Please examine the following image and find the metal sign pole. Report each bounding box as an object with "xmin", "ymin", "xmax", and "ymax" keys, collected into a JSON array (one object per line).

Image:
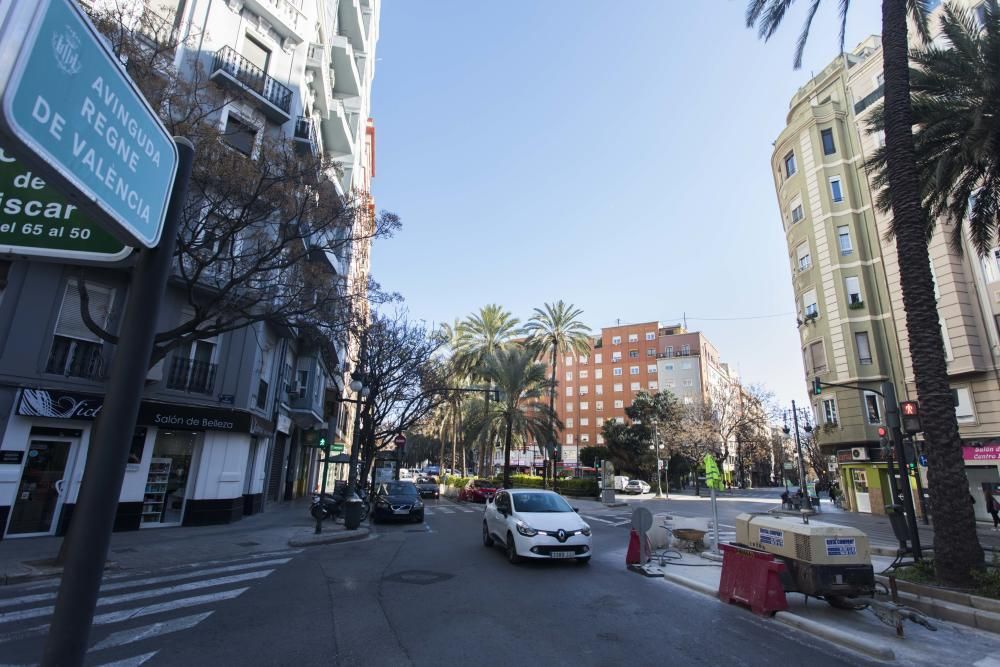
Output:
[
  {"xmin": 710, "ymin": 486, "xmax": 720, "ymax": 554},
  {"xmin": 41, "ymin": 139, "xmax": 193, "ymax": 667}
]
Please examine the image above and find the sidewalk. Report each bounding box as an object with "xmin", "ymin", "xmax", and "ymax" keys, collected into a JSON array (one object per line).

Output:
[
  {"xmin": 0, "ymin": 500, "xmax": 368, "ymax": 584},
  {"xmin": 639, "ymin": 549, "xmax": 1000, "ymax": 664}
]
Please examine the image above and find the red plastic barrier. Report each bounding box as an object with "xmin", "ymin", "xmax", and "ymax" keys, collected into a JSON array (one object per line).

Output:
[
  {"xmin": 717, "ymin": 543, "xmax": 788, "ymax": 616},
  {"xmin": 626, "ymin": 528, "xmax": 643, "ymax": 565}
]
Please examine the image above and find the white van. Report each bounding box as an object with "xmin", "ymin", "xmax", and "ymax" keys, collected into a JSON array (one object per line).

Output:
[{"xmin": 398, "ymin": 468, "xmax": 413, "ymax": 480}]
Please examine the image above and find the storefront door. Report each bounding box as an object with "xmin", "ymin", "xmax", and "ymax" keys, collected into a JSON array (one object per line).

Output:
[
  {"xmin": 142, "ymin": 431, "xmax": 198, "ymax": 526},
  {"xmin": 852, "ymin": 469, "xmax": 872, "ymax": 513},
  {"xmin": 7, "ymin": 439, "xmax": 74, "ymax": 535}
]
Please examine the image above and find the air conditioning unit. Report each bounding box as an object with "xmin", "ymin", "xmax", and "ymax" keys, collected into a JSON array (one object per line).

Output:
[{"xmin": 851, "ymin": 447, "xmax": 869, "ymax": 461}]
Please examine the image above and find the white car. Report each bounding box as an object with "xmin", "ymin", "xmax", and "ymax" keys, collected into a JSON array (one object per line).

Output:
[
  {"xmin": 483, "ymin": 489, "xmax": 592, "ymax": 565},
  {"xmin": 623, "ymin": 480, "xmax": 651, "ymax": 495}
]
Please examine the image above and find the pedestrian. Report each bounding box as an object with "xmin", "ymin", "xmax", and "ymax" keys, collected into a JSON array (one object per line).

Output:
[{"xmin": 987, "ymin": 493, "xmax": 1000, "ymax": 530}]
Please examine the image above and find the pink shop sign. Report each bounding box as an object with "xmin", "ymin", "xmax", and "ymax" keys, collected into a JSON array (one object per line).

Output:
[{"xmin": 963, "ymin": 445, "xmax": 1000, "ymax": 461}]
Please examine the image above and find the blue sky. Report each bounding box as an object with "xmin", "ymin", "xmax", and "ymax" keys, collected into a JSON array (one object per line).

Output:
[{"xmin": 369, "ymin": 1, "xmax": 884, "ymax": 410}]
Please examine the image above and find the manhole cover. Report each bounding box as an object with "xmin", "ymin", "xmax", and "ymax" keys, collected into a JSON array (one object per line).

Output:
[
  {"xmin": 236, "ymin": 541, "xmax": 260, "ymax": 547},
  {"xmin": 382, "ymin": 570, "xmax": 453, "ymax": 586}
]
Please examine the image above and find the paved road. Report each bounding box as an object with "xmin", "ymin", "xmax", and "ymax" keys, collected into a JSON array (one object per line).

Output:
[{"xmin": 0, "ymin": 497, "xmax": 884, "ymax": 666}]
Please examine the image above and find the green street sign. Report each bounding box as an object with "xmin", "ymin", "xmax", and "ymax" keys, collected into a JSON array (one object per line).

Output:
[
  {"xmin": 330, "ymin": 443, "xmax": 345, "ymax": 453},
  {"xmin": 0, "ymin": 144, "xmax": 129, "ymax": 261}
]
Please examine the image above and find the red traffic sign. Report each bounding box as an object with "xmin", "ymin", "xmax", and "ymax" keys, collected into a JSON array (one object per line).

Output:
[{"xmin": 393, "ymin": 434, "xmax": 407, "ymax": 447}]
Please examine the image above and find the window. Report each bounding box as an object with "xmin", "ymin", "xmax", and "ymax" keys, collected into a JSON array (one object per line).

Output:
[
  {"xmin": 565, "ymin": 355, "xmax": 573, "ymax": 366},
  {"xmin": 223, "ymin": 114, "xmax": 257, "ymax": 157},
  {"xmin": 242, "ymin": 34, "xmax": 271, "ymax": 72},
  {"xmin": 630, "ymin": 382, "xmax": 641, "ymax": 390},
  {"xmin": 595, "ymin": 384, "xmax": 603, "ymax": 395},
  {"xmin": 664, "ymin": 346, "xmax": 673, "ymax": 357},
  {"xmin": 565, "ymin": 417, "xmax": 574, "ymax": 428},
  {"xmin": 823, "ymin": 398, "xmax": 838, "ymax": 425},
  {"xmin": 845, "ymin": 276, "xmax": 863, "ymax": 305},
  {"xmin": 629, "ymin": 350, "xmax": 639, "ymax": 359},
  {"xmin": 614, "ymin": 400, "xmax": 624, "ymax": 409},
  {"xmin": 47, "ymin": 280, "xmax": 114, "ymax": 379},
  {"xmin": 566, "ymin": 386, "xmax": 573, "ymax": 397},
  {"xmin": 953, "ymin": 387, "xmax": 976, "ymax": 424},
  {"xmin": 566, "ymin": 371, "xmax": 573, "ymax": 381},
  {"xmin": 613, "ymin": 383, "xmax": 623, "ymax": 392},
  {"xmin": 683, "ymin": 378, "xmax": 694, "ymax": 387},
  {"xmin": 628, "ymin": 334, "xmax": 638, "ymax": 343},
  {"xmin": 596, "ymin": 434, "xmax": 604, "ymax": 444},
  {"xmin": 579, "ymin": 386, "xmax": 589, "ymax": 395},
  {"xmin": 838, "ymin": 225, "xmax": 853, "ymax": 255},
  {"xmin": 647, "ymin": 347, "xmax": 656, "ymax": 356},
  {"xmin": 612, "ymin": 352, "xmax": 622, "ymax": 362},
  {"xmin": 663, "ymin": 363, "xmax": 674, "ymax": 372},
  {"xmin": 681, "ymin": 345, "xmax": 690, "ymax": 355},
  {"xmin": 797, "ymin": 242, "xmax": 812, "ymax": 271},
  {"xmin": 864, "ymin": 391, "xmax": 881, "ymax": 424},
  {"xmin": 566, "ymin": 402, "xmax": 574, "ymax": 412},
  {"xmin": 647, "ymin": 365, "xmax": 657, "ymax": 374},
  {"xmin": 803, "ymin": 289, "xmax": 819, "ymax": 318},
  {"xmin": 665, "ymin": 380, "xmax": 675, "ymax": 388},
  {"xmin": 809, "ymin": 340, "xmax": 827, "ymax": 373},
  {"xmin": 821, "ymin": 128, "xmax": 836, "ymax": 155},
  {"xmin": 648, "ymin": 381, "xmax": 659, "ymax": 390},
  {"xmin": 645, "ymin": 332, "xmax": 656, "ymax": 341},
  {"xmin": 790, "ymin": 200, "xmax": 804, "ymax": 224},
  {"xmin": 578, "ymin": 370, "xmax": 589, "ymax": 379},
  {"xmin": 681, "ymin": 361, "xmax": 692, "ymax": 370},
  {"xmin": 829, "ymin": 176, "xmax": 844, "ymax": 203},
  {"xmin": 612, "ymin": 336, "xmax": 621, "ymax": 345},
  {"xmin": 594, "ymin": 353, "xmax": 602, "ymax": 363},
  {"xmin": 580, "ymin": 418, "xmax": 589, "ymax": 427},
  {"xmin": 566, "ymin": 434, "xmax": 574, "ymax": 445},
  {"xmin": 875, "ymin": 129, "xmax": 885, "ymax": 148},
  {"xmin": 613, "ymin": 367, "xmax": 623, "ymax": 376},
  {"xmin": 855, "ymin": 331, "xmax": 873, "ymax": 365},
  {"xmin": 784, "ymin": 151, "xmax": 797, "ymax": 177},
  {"xmin": 253, "ymin": 341, "xmax": 274, "ymax": 410},
  {"xmin": 629, "ymin": 366, "xmax": 639, "ymax": 375},
  {"xmin": 580, "ymin": 434, "xmax": 590, "ymax": 444},
  {"xmin": 595, "ymin": 369, "xmax": 603, "ymax": 379},
  {"xmin": 595, "ymin": 401, "xmax": 603, "ymax": 412},
  {"xmin": 579, "ymin": 355, "xmax": 588, "ymax": 364},
  {"xmin": 579, "ymin": 401, "xmax": 589, "ymax": 411}
]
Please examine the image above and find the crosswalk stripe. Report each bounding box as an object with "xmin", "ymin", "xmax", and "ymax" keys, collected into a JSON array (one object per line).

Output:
[
  {"xmin": 95, "ymin": 651, "xmax": 158, "ymax": 667},
  {"xmin": 0, "ymin": 559, "xmax": 290, "ymax": 610},
  {"xmin": 436, "ymin": 507, "xmax": 454, "ymax": 514},
  {"xmin": 93, "ymin": 588, "xmax": 248, "ymax": 625},
  {"xmin": 90, "ymin": 611, "xmax": 213, "ymax": 651},
  {"xmin": 0, "ymin": 570, "xmax": 272, "ymax": 625}
]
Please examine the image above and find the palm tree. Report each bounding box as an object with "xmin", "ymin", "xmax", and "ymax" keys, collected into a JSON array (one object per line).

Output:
[
  {"xmin": 456, "ymin": 305, "xmax": 522, "ymax": 474},
  {"xmin": 524, "ymin": 301, "xmax": 593, "ymax": 488},
  {"xmin": 746, "ymin": 0, "xmax": 984, "ymax": 585},
  {"xmin": 475, "ymin": 347, "xmax": 559, "ymax": 488}
]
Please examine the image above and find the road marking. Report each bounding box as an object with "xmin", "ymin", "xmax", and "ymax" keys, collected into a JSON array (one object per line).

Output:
[
  {"xmin": 0, "ymin": 571, "xmax": 272, "ymax": 624},
  {"xmin": 90, "ymin": 612, "xmax": 213, "ymax": 651},
  {"xmin": 95, "ymin": 651, "xmax": 158, "ymax": 667},
  {"xmin": 436, "ymin": 507, "xmax": 454, "ymax": 514},
  {"xmin": 581, "ymin": 515, "xmax": 618, "ymax": 525},
  {"xmin": 93, "ymin": 588, "xmax": 249, "ymax": 625},
  {"xmin": 0, "ymin": 559, "xmax": 290, "ymax": 610}
]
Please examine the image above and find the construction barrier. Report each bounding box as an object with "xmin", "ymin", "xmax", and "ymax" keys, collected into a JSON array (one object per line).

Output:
[{"xmin": 718, "ymin": 543, "xmax": 788, "ymax": 616}]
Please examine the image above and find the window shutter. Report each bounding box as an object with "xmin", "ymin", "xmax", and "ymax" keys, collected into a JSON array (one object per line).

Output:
[{"xmin": 55, "ymin": 281, "xmax": 112, "ymax": 342}]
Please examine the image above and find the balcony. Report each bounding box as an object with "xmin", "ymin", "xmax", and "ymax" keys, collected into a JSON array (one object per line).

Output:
[
  {"xmin": 211, "ymin": 46, "xmax": 292, "ymax": 123},
  {"xmin": 655, "ymin": 349, "xmax": 699, "ymax": 359},
  {"xmin": 329, "ymin": 35, "xmax": 361, "ymax": 98},
  {"xmin": 337, "ymin": 0, "xmax": 367, "ymax": 53},
  {"xmin": 853, "ymin": 84, "xmax": 884, "ymax": 115},
  {"xmin": 46, "ymin": 337, "xmax": 106, "ymax": 381},
  {"xmin": 166, "ymin": 357, "xmax": 218, "ymax": 395},
  {"xmin": 134, "ymin": 6, "xmax": 178, "ymax": 51},
  {"xmin": 242, "ymin": 0, "xmax": 307, "ymax": 44},
  {"xmin": 320, "ymin": 99, "xmax": 354, "ymax": 158},
  {"xmin": 294, "ymin": 116, "xmax": 317, "ymax": 146}
]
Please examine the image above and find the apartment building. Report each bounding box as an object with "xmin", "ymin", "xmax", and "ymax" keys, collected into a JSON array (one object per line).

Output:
[
  {"xmin": 0, "ymin": 0, "xmax": 380, "ymax": 539},
  {"xmin": 771, "ymin": 4, "xmax": 1000, "ymax": 517}
]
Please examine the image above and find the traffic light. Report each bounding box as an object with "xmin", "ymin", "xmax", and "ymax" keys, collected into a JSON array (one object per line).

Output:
[
  {"xmin": 319, "ymin": 437, "xmax": 326, "ymax": 449},
  {"xmin": 812, "ymin": 377, "xmax": 822, "ymax": 395},
  {"xmin": 900, "ymin": 401, "xmax": 922, "ymax": 434},
  {"xmin": 877, "ymin": 426, "xmax": 890, "ymax": 456}
]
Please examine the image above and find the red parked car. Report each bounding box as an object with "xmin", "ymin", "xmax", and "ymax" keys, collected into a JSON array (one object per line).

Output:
[{"xmin": 458, "ymin": 479, "xmax": 497, "ymax": 503}]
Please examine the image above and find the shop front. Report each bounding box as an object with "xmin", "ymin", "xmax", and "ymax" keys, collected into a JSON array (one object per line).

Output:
[
  {"xmin": 963, "ymin": 443, "xmax": 1000, "ymax": 523},
  {"xmin": 0, "ymin": 387, "xmax": 273, "ymax": 539}
]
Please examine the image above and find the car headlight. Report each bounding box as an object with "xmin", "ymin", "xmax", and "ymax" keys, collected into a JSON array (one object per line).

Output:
[
  {"xmin": 580, "ymin": 525, "xmax": 591, "ymax": 537},
  {"xmin": 515, "ymin": 520, "xmax": 537, "ymax": 537},
  {"xmin": 414, "ymin": 499, "xmax": 423, "ymax": 508}
]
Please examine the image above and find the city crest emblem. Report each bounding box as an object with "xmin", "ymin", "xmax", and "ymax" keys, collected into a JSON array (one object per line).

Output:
[{"xmin": 51, "ymin": 24, "xmax": 81, "ymax": 75}]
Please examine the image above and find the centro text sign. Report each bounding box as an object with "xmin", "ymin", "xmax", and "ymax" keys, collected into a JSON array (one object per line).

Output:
[{"xmin": 0, "ymin": 0, "xmax": 178, "ymax": 248}]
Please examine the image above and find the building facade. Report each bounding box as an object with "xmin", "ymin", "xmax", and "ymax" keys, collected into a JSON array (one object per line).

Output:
[{"xmin": 0, "ymin": 0, "xmax": 381, "ymax": 539}]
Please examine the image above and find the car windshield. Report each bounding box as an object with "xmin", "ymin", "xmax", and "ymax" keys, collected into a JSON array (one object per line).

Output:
[
  {"xmin": 381, "ymin": 482, "xmax": 417, "ymax": 496},
  {"xmin": 512, "ymin": 493, "xmax": 573, "ymax": 513},
  {"xmin": 472, "ymin": 480, "xmax": 493, "ymax": 488}
]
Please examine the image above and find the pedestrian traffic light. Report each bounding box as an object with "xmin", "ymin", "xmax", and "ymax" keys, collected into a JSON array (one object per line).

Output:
[
  {"xmin": 812, "ymin": 377, "xmax": 822, "ymax": 395},
  {"xmin": 319, "ymin": 438, "xmax": 326, "ymax": 449},
  {"xmin": 900, "ymin": 401, "xmax": 922, "ymax": 434},
  {"xmin": 877, "ymin": 426, "xmax": 890, "ymax": 456}
]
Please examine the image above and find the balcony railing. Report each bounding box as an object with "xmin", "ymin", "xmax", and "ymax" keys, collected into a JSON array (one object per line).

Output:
[
  {"xmin": 294, "ymin": 116, "xmax": 315, "ymax": 143},
  {"xmin": 46, "ymin": 337, "xmax": 105, "ymax": 380},
  {"xmin": 853, "ymin": 84, "xmax": 884, "ymax": 115},
  {"xmin": 212, "ymin": 46, "xmax": 292, "ymax": 114},
  {"xmin": 655, "ymin": 350, "xmax": 699, "ymax": 359},
  {"xmin": 167, "ymin": 357, "xmax": 218, "ymax": 395},
  {"xmin": 135, "ymin": 6, "xmax": 178, "ymax": 50}
]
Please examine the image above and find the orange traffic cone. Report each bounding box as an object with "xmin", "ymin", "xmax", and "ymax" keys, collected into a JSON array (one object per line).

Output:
[{"xmin": 626, "ymin": 528, "xmax": 642, "ymax": 565}]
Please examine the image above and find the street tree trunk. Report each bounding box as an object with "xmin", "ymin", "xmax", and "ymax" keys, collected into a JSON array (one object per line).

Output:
[
  {"xmin": 881, "ymin": 0, "xmax": 983, "ymax": 584},
  {"xmin": 548, "ymin": 342, "xmax": 558, "ymax": 491},
  {"xmin": 437, "ymin": 415, "xmax": 447, "ymax": 476},
  {"xmin": 503, "ymin": 411, "xmax": 513, "ymax": 489},
  {"xmin": 451, "ymin": 405, "xmax": 459, "ymax": 473}
]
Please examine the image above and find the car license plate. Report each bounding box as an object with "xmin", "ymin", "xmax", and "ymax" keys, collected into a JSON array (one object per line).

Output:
[
  {"xmin": 393, "ymin": 509, "xmax": 410, "ymax": 515},
  {"xmin": 551, "ymin": 551, "xmax": 575, "ymax": 559}
]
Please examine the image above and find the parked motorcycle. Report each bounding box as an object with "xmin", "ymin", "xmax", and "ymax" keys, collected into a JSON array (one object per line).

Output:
[{"xmin": 310, "ymin": 485, "xmax": 370, "ymax": 522}]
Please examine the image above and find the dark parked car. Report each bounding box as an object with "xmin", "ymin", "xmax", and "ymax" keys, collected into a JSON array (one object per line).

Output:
[
  {"xmin": 372, "ymin": 481, "xmax": 424, "ymax": 523},
  {"xmin": 458, "ymin": 479, "xmax": 497, "ymax": 503},
  {"xmin": 416, "ymin": 476, "xmax": 440, "ymax": 499}
]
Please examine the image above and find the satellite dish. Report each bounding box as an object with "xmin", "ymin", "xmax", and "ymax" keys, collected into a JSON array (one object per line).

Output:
[{"xmin": 631, "ymin": 507, "xmax": 653, "ymax": 533}]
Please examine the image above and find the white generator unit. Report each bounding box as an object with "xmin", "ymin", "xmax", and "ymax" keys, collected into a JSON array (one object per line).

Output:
[{"xmin": 735, "ymin": 513, "xmax": 875, "ymax": 607}]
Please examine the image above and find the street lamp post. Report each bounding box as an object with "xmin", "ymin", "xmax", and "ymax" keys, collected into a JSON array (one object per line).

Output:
[
  {"xmin": 650, "ymin": 420, "xmax": 665, "ymax": 499},
  {"xmin": 343, "ymin": 344, "xmax": 370, "ymax": 531}
]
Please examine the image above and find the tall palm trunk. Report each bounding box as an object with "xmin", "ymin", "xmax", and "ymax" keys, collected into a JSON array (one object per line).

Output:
[
  {"xmin": 548, "ymin": 341, "xmax": 558, "ymax": 491},
  {"xmin": 881, "ymin": 0, "xmax": 982, "ymax": 584},
  {"xmin": 503, "ymin": 411, "xmax": 514, "ymax": 489},
  {"xmin": 451, "ymin": 404, "xmax": 459, "ymax": 473},
  {"xmin": 437, "ymin": 413, "xmax": 447, "ymax": 475}
]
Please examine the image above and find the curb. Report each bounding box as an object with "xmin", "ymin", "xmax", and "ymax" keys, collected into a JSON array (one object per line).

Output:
[
  {"xmin": 774, "ymin": 611, "xmax": 896, "ymax": 662},
  {"xmin": 288, "ymin": 527, "xmax": 371, "ymax": 547},
  {"xmin": 660, "ymin": 570, "xmax": 897, "ymax": 662}
]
